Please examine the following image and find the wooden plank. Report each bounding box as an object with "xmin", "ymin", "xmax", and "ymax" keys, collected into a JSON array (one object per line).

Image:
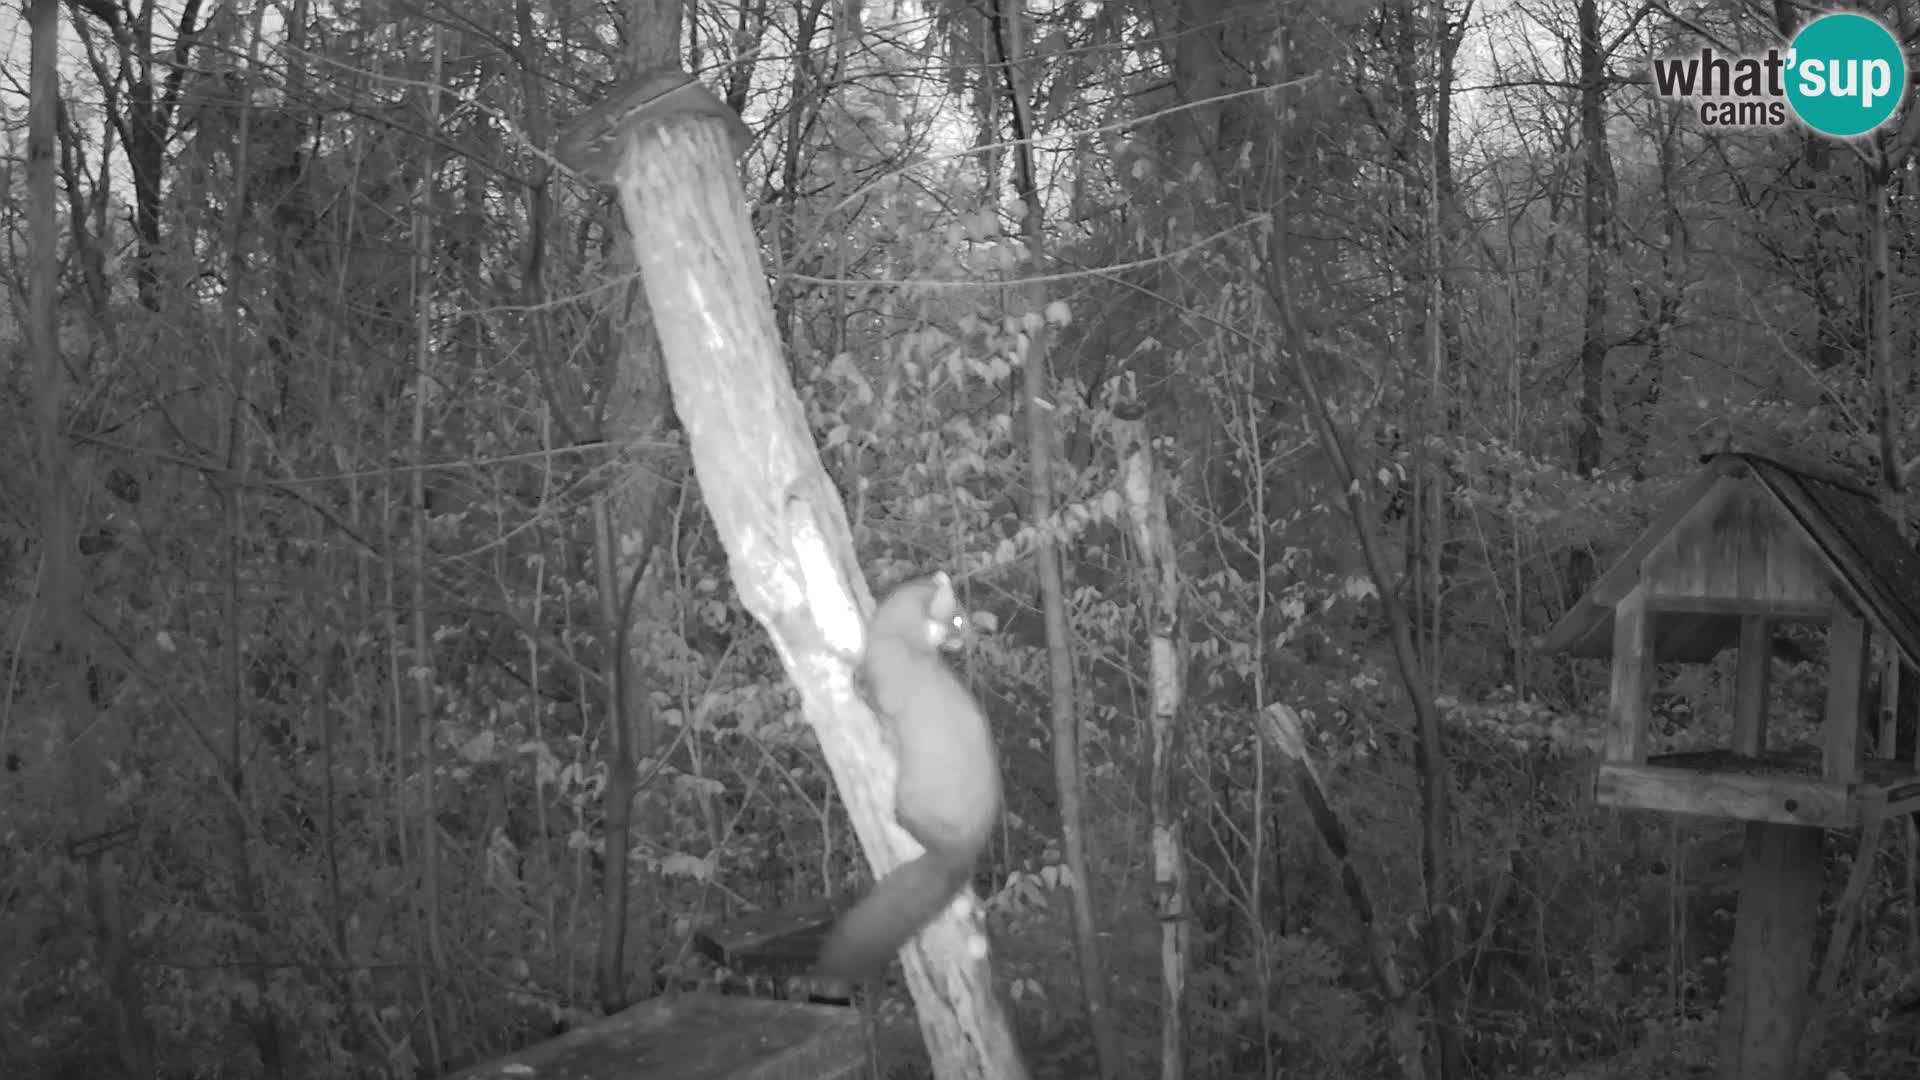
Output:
[
  {"xmin": 1607, "ymin": 585, "xmax": 1653, "ymax": 764},
  {"xmin": 1594, "ymin": 764, "xmax": 1854, "ymax": 828},
  {"xmin": 1732, "ymin": 615, "xmax": 1771, "ymax": 756},
  {"xmin": 1641, "ymin": 595, "xmax": 1832, "ymax": 620},
  {"xmin": 1715, "ymin": 823, "xmax": 1823, "ymax": 1080},
  {"xmin": 1824, "ymin": 612, "xmax": 1866, "ymax": 783}
]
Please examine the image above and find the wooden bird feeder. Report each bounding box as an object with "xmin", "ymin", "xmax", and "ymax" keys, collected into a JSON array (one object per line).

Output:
[{"xmin": 1541, "ymin": 451, "xmax": 1920, "ymax": 1080}]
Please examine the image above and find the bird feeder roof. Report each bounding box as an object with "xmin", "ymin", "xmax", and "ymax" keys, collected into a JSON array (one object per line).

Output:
[{"xmin": 1539, "ymin": 452, "xmax": 1920, "ymax": 667}]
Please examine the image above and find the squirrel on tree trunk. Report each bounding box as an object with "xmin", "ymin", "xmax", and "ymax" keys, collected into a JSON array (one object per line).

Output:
[{"xmin": 815, "ymin": 572, "xmax": 1002, "ymax": 976}]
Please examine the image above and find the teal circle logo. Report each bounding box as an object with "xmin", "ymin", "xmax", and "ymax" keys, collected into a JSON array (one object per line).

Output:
[{"xmin": 1786, "ymin": 13, "xmax": 1907, "ymax": 138}]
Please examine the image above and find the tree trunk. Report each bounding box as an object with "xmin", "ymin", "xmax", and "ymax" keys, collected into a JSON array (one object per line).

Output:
[
  {"xmin": 1115, "ymin": 407, "xmax": 1192, "ymax": 1080},
  {"xmin": 562, "ymin": 70, "xmax": 1028, "ymax": 1079},
  {"xmin": 30, "ymin": 0, "xmax": 154, "ymax": 1073}
]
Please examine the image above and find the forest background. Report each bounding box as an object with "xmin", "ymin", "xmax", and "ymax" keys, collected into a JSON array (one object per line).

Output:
[{"xmin": 2, "ymin": 0, "xmax": 1918, "ymax": 1077}]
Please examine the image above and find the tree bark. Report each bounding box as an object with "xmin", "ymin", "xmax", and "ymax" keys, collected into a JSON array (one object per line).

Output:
[
  {"xmin": 562, "ymin": 71, "xmax": 1028, "ymax": 1079},
  {"xmin": 1115, "ymin": 407, "xmax": 1191, "ymax": 1080}
]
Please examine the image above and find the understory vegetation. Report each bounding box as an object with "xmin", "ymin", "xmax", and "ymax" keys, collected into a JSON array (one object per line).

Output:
[{"xmin": 3, "ymin": 0, "xmax": 1919, "ymax": 1077}]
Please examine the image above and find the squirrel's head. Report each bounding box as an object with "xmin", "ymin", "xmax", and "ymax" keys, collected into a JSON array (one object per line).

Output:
[{"xmin": 871, "ymin": 572, "xmax": 966, "ymax": 652}]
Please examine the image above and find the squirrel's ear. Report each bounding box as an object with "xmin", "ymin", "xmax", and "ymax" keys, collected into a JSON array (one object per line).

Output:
[
  {"xmin": 926, "ymin": 573, "xmax": 959, "ymax": 619},
  {"xmin": 927, "ymin": 576, "xmax": 968, "ymax": 646}
]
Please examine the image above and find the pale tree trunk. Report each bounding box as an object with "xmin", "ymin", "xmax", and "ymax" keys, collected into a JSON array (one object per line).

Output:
[
  {"xmin": 29, "ymin": 0, "xmax": 154, "ymax": 1074},
  {"xmin": 993, "ymin": 1, "xmax": 1122, "ymax": 1074},
  {"xmin": 560, "ymin": 72, "xmax": 1028, "ymax": 1079},
  {"xmin": 1115, "ymin": 407, "xmax": 1191, "ymax": 1080}
]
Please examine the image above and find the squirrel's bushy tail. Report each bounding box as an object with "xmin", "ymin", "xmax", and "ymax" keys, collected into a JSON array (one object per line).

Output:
[{"xmin": 815, "ymin": 853, "xmax": 970, "ymax": 977}]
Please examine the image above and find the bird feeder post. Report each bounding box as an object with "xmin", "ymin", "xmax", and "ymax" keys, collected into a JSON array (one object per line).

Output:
[{"xmin": 1715, "ymin": 609, "xmax": 1822, "ymax": 1079}]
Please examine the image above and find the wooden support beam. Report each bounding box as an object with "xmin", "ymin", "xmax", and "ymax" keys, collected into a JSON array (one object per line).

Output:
[
  {"xmin": 1607, "ymin": 586, "xmax": 1653, "ymax": 763},
  {"xmin": 1731, "ymin": 615, "xmax": 1771, "ymax": 756},
  {"xmin": 1825, "ymin": 613, "xmax": 1866, "ymax": 784}
]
